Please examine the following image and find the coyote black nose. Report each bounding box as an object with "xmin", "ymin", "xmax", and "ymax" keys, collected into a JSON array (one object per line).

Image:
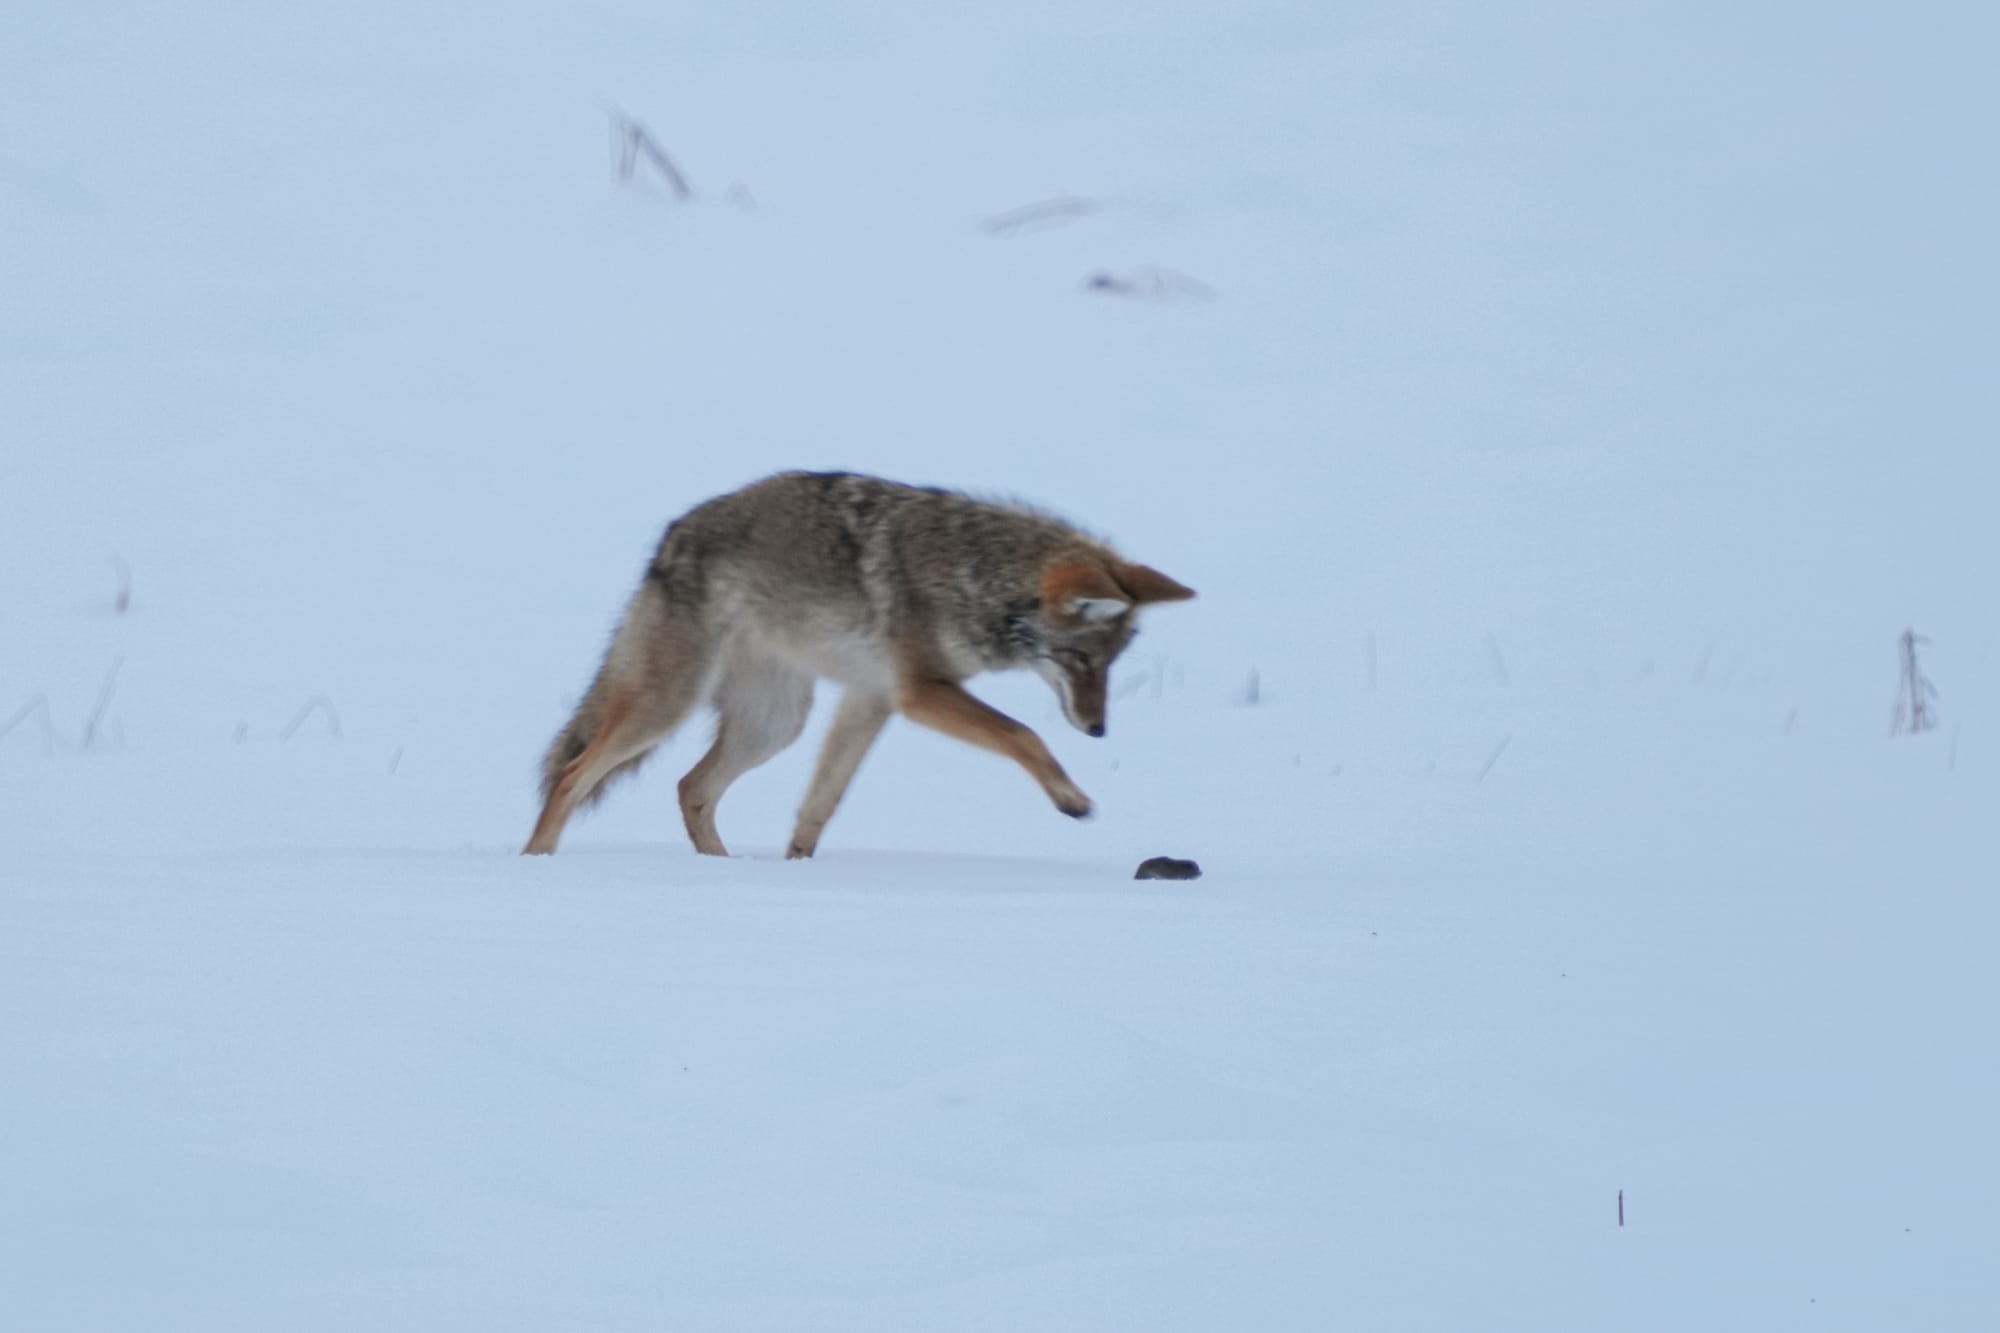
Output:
[{"xmin": 1087, "ymin": 723, "xmax": 1105, "ymax": 738}]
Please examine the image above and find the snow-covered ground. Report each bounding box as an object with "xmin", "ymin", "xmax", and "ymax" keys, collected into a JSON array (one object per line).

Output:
[{"xmin": 4, "ymin": 2, "xmax": 1996, "ymax": 1328}]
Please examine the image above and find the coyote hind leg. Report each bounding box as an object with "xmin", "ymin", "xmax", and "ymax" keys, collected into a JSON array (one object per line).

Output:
[
  {"xmin": 677, "ymin": 654, "xmax": 814, "ymax": 857},
  {"xmin": 523, "ymin": 617, "xmax": 718, "ymax": 855}
]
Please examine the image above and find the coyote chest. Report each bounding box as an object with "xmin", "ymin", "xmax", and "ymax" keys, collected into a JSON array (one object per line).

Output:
[{"xmin": 742, "ymin": 620, "xmax": 899, "ymax": 694}]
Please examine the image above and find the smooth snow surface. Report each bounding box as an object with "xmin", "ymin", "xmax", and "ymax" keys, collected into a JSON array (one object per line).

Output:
[{"xmin": 4, "ymin": 2, "xmax": 1996, "ymax": 1329}]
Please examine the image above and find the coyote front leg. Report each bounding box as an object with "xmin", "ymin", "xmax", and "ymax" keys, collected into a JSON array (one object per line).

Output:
[
  {"xmin": 787, "ymin": 691, "xmax": 895, "ymax": 859},
  {"xmin": 897, "ymin": 678, "xmax": 1092, "ymax": 819}
]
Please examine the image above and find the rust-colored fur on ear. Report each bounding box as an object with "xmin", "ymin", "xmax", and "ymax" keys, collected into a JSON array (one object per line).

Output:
[
  {"xmin": 1040, "ymin": 562, "xmax": 1128, "ymax": 618},
  {"xmin": 1113, "ymin": 562, "xmax": 1196, "ymax": 604}
]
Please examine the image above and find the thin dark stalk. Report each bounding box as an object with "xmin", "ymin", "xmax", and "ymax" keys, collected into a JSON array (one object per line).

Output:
[
  {"xmin": 0, "ymin": 695, "xmax": 55, "ymax": 757},
  {"xmin": 280, "ymin": 695, "xmax": 343, "ymax": 742},
  {"xmin": 82, "ymin": 655, "xmax": 124, "ymax": 748},
  {"xmin": 980, "ymin": 194, "xmax": 1099, "ymax": 235},
  {"xmin": 611, "ymin": 110, "xmax": 691, "ymax": 200}
]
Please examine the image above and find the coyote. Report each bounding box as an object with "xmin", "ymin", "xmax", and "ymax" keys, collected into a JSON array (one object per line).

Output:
[{"xmin": 524, "ymin": 471, "xmax": 1195, "ymax": 859}]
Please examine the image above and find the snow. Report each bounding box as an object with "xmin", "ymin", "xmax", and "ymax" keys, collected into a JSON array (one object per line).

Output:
[{"xmin": 4, "ymin": 1, "xmax": 1997, "ymax": 1328}]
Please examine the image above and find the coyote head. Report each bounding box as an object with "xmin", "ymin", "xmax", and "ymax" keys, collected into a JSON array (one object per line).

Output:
[{"xmin": 1031, "ymin": 560, "xmax": 1196, "ymax": 737}]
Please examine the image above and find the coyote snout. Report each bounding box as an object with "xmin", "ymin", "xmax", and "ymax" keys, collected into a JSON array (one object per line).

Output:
[
  {"xmin": 1030, "ymin": 560, "xmax": 1166, "ymax": 739},
  {"xmin": 523, "ymin": 471, "xmax": 1195, "ymax": 860}
]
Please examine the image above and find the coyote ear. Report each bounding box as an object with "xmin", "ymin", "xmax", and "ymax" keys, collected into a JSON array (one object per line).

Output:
[
  {"xmin": 1071, "ymin": 596, "xmax": 1129, "ymax": 622},
  {"xmin": 1114, "ymin": 562, "xmax": 1196, "ymax": 604},
  {"xmin": 1041, "ymin": 562, "xmax": 1132, "ymax": 622}
]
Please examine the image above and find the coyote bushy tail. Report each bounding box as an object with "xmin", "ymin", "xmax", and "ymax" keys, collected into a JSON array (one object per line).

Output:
[
  {"xmin": 538, "ymin": 661, "xmax": 633, "ymax": 809},
  {"xmin": 535, "ymin": 551, "xmax": 705, "ymax": 814}
]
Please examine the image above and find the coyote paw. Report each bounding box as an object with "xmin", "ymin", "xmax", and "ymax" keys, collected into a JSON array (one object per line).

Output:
[
  {"xmin": 785, "ymin": 841, "xmax": 816, "ymax": 860},
  {"xmin": 1053, "ymin": 785, "xmax": 1094, "ymax": 820}
]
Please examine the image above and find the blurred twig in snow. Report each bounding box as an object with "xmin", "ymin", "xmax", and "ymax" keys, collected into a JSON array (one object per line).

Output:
[
  {"xmin": 1081, "ymin": 266, "xmax": 1216, "ymax": 302},
  {"xmin": 1891, "ymin": 629, "xmax": 1939, "ymax": 735},
  {"xmin": 281, "ymin": 695, "xmax": 343, "ymax": 742},
  {"xmin": 1484, "ymin": 633, "xmax": 1511, "ymax": 687},
  {"xmin": 609, "ymin": 109, "xmax": 691, "ymax": 200},
  {"xmin": 82, "ymin": 655, "xmax": 123, "ymax": 749},
  {"xmin": 1474, "ymin": 733, "xmax": 1513, "ymax": 783},
  {"xmin": 981, "ymin": 195, "xmax": 1099, "ymax": 236},
  {"xmin": 111, "ymin": 554, "xmax": 132, "ymax": 614},
  {"xmin": 0, "ymin": 695, "xmax": 55, "ymax": 758}
]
